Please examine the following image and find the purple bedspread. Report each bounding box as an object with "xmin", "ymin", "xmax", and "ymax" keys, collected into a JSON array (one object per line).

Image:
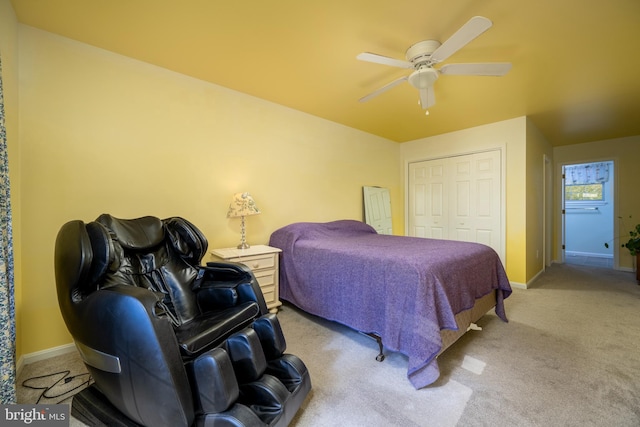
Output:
[{"xmin": 269, "ymin": 220, "xmax": 512, "ymax": 389}]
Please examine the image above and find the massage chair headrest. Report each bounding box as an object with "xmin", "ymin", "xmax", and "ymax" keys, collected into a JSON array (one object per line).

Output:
[
  {"xmin": 96, "ymin": 214, "xmax": 208, "ymax": 262},
  {"xmin": 56, "ymin": 214, "xmax": 209, "ymax": 302},
  {"xmin": 96, "ymin": 214, "xmax": 165, "ymax": 250}
]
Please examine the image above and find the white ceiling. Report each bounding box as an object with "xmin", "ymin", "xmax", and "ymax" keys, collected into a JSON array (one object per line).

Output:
[{"xmin": 10, "ymin": 0, "xmax": 640, "ymax": 146}]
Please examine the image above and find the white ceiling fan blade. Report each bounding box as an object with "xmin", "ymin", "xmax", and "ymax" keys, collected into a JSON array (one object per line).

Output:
[
  {"xmin": 357, "ymin": 52, "xmax": 413, "ymax": 69},
  {"xmin": 419, "ymin": 86, "xmax": 435, "ymax": 109},
  {"xmin": 359, "ymin": 76, "xmax": 408, "ymax": 103},
  {"xmin": 439, "ymin": 62, "xmax": 512, "ymax": 76},
  {"xmin": 430, "ymin": 16, "xmax": 493, "ymax": 63}
]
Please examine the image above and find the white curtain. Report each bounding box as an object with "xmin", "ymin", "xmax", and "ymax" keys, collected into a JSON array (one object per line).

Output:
[{"xmin": 565, "ymin": 162, "xmax": 610, "ymax": 185}]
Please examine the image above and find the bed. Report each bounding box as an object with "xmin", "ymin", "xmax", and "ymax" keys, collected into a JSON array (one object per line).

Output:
[{"xmin": 268, "ymin": 220, "xmax": 512, "ymax": 389}]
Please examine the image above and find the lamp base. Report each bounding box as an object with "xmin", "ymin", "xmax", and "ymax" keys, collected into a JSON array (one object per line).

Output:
[{"xmin": 237, "ymin": 215, "xmax": 250, "ymax": 249}]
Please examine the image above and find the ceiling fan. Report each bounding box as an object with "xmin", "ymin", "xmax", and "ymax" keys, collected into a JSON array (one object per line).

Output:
[{"xmin": 356, "ymin": 16, "xmax": 511, "ymax": 110}]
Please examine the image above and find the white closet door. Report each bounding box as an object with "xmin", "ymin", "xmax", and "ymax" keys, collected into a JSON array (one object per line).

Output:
[
  {"xmin": 471, "ymin": 150, "xmax": 502, "ymax": 249},
  {"xmin": 408, "ymin": 159, "xmax": 447, "ymax": 238},
  {"xmin": 408, "ymin": 150, "xmax": 502, "ymax": 258},
  {"xmin": 449, "ymin": 155, "xmax": 473, "ymax": 242}
]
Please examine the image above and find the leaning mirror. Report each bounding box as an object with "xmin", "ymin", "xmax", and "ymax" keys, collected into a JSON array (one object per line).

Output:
[{"xmin": 363, "ymin": 186, "xmax": 393, "ymax": 234}]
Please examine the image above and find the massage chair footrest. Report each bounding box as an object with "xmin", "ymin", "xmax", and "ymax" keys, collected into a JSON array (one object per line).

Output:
[{"xmin": 195, "ymin": 404, "xmax": 265, "ymax": 427}]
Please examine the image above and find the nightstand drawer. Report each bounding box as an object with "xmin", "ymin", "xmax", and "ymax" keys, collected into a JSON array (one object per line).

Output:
[
  {"xmin": 253, "ymin": 269, "xmax": 276, "ymax": 287},
  {"xmin": 237, "ymin": 254, "xmax": 276, "ymax": 271}
]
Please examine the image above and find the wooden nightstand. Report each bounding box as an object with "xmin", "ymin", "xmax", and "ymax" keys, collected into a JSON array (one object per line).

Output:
[{"xmin": 210, "ymin": 245, "xmax": 282, "ymax": 313}]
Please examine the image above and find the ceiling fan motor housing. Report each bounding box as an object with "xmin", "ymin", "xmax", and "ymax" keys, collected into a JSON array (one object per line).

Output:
[{"xmin": 405, "ymin": 40, "xmax": 441, "ymax": 65}]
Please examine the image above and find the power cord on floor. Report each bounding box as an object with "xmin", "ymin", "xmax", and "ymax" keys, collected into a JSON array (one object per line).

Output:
[{"xmin": 22, "ymin": 370, "xmax": 93, "ymax": 404}]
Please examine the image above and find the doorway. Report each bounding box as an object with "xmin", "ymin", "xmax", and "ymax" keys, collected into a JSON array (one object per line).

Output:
[{"xmin": 562, "ymin": 161, "xmax": 614, "ymax": 268}]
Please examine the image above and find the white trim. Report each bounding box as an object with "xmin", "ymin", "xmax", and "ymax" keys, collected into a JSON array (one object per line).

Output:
[
  {"xmin": 16, "ymin": 343, "xmax": 77, "ymax": 378},
  {"xmin": 543, "ymin": 154, "xmax": 553, "ymax": 270},
  {"xmin": 565, "ymin": 251, "xmax": 613, "ymax": 259},
  {"xmin": 527, "ymin": 267, "xmax": 546, "ymax": 288},
  {"xmin": 511, "ymin": 265, "xmax": 549, "ymax": 290},
  {"xmin": 510, "ymin": 281, "xmax": 527, "ymax": 290}
]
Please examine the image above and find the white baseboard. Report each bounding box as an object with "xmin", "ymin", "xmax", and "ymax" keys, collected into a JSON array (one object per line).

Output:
[
  {"xmin": 524, "ymin": 267, "xmax": 547, "ymax": 288},
  {"xmin": 511, "ymin": 265, "xmax": 555, "ymax": 290},
  {"xmin": 510, "ymin": 281, "xmax": 527, "ymax": 289},
  {"xmin": 565, "ymin": 251, "xmax": 613, "ymax": 259},
  {"xmin": 16, "ymin": 342, "xmax": 77, "ymax": 378}
]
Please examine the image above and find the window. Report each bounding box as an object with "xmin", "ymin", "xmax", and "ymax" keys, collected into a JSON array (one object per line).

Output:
[
  {"xmin": 565, "ymin": 183, "xmax": 604, "ymax": 201},
  {"xmin": 564, "ymin": 162, "xmax": 610, "ymax": 207}
]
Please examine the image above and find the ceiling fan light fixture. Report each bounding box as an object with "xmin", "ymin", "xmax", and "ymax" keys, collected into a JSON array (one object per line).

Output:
[{"xmin": 408, "ymin": 68, "xmax": 438, "ymax": 89}]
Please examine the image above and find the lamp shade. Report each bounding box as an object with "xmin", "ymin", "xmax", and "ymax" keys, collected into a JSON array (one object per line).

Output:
[{"xmin": 227, "ymin": 192, "xmax": 260, "ymax": 218}]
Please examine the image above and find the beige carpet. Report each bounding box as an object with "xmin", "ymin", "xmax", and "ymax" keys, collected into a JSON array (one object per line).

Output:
[{"xmin": 17, "ymin": 263, "xmax": 640, "ymax": 426}]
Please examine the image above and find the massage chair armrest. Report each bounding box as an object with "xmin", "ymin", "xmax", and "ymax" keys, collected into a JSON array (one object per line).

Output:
[
  {"xmin": 195, "ymin": 263, "xmax": 268, "ymax": 314},
  {"xmin": 202, "ymin": 261, "xmax": 255, "ymax": 282}
]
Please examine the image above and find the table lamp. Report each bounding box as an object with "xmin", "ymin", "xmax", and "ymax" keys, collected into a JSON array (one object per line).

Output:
[{"xmin": 227, "ymin": 192, "xmax": 260, "ymax": 249}]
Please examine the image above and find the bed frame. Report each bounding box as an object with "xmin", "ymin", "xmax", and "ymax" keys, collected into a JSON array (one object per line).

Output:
[{"xmin": 365, "ymin": 290, "xmax": 497, "ymax": 362}]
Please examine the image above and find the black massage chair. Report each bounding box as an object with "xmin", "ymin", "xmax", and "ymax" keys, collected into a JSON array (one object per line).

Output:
[{"xmin": 54, "ymin": 214, "xmax": 311, "ymax": 426}]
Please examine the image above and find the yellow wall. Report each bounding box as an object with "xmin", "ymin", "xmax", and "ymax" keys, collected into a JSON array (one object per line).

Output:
[
  {"xmin": 553, "ymin": 136, "xmax": 640, "ymax": 270},
  {"xmin": 400, "ymin": 117, "xmax": 528, "ymax": 284},
  {"xmin": 525, "ymin": 118, "xmax": 553, "ymax": 280},
  {"xmin": 0, "ymin": 0, "xmax": 22, "ymax": 357},
  {"xmin": 18, "ymin": 26, "xmax": 402, "ymax": 355},
  {"xmin": 9, "ymin": 6, "xmax": 638, "ymax": 359}
]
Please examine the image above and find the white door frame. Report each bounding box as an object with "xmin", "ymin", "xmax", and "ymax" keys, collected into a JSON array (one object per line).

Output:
[
  {"xmin": 543, "ymin": 154, "xmax": 552, "ymax": 270},
  {"xmin": 557, "ymin": 158, "xmax": 617, "ymax": 267}
]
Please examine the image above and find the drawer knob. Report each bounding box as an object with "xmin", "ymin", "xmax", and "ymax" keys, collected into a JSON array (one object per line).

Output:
[{"xmin": 252, "ymin": 262, "xmax": 260, "ymax": 269}]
